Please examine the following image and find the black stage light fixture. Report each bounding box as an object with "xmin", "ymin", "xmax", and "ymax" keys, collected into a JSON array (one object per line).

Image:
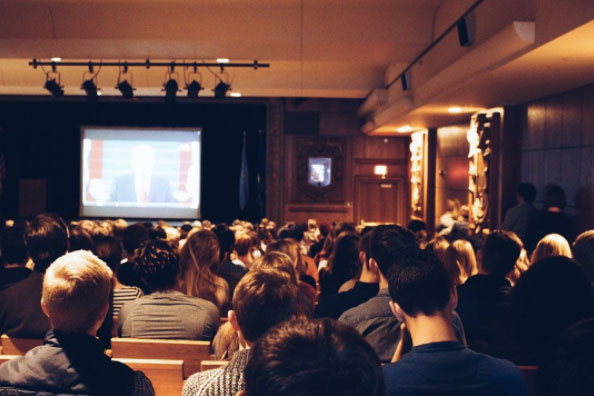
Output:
[
  {"xmin": 186, "ymin": 80, "xmax": 202, "ymax": 98},
  {"xmin": 214, "ymin": 81, "xmax": 230, "ymax": 98},
  {"xmin": 164, "ymin": 78, "xmax": 179, "ymax": 102},
  {"xmin": 44, "ymin": 78, "xmax": 64, "ymax": 97},
  {"xmin": 81, "ymin": 79, "xmax": 99, "ymax": 101},
  {"xmin": 117, "ymin": 79, "xmax": 134, "ymax": 98}
]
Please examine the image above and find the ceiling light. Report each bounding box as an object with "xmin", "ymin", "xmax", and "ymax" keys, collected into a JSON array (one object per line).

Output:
[
  {"xmin": 397, "ymin": 125, "xmax": 412, "ymax": 133},
  {"xmin": 186, "ymin": 80, "xmax": 202, "ymax": 98},
  {"xmin": 50, "ymin": 57, "xmax": 62, "ymax": 62},
  {"xmin": 448, "ymin": 106, "xmax": 463, "ymax": 113},
  {"xmin": 214, "ymin": 81, "xmax": 230, "ymax": 98},
  {"xmin": 81, "ymin": 79, "xmax": 99, "ymax": 101},
  {"xmin": 216, "ymin": 58, "xmax": 230, "ymax": 63},
  {"xmin": 164, "ymin": 78, "xmax": 179, "ymax": 102},
  {"xmin": 117, "ymin": 79, "xmax": 134, "ymax": 98},
  {"xmin": 230, "ymin": 92, "xmax": 241, "ymax": 97},
  {"xmin": 44, "ymin": 78, "xmax": 64, "ymax": 97}
]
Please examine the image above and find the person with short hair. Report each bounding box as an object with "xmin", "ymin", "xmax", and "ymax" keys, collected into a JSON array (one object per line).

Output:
[
  {"xmin": 234, "ymin": 232, "xmax": 254, "ymax": 269},
  {"xmin": 526, "ymin": 184, "xmax": 572, "ymax": 252},
  {"xmin": 183, "ymin": 269, "xmax": 299, "ymax": 396},
  {"xmin": 0, "ymin": 250, "xmax": 155, "ymax": 396},
  {"xmin": 383, "ymin": 249, "xmax": 526, "ymax": 396},
  {"xmin": 0, "ymin": 213, "xmax": 69, "ymax": 338},
  {"xmin": 240, "ymin": 318, "xmax": 385, "ymax": 396},
  {"xmin": 456, "ymin": 230, "xmax": 521, "ymax": 352},
  {"xmin": 118, "ymin": 239, "xmax": 219, "ymax": 340},
  {"xmin": 501, "ymin": 182, "xmax": 538, "ymax": 241}
]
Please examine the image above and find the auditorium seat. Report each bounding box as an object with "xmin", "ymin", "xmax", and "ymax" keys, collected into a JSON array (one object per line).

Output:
[
  {"xmin": 519, "ymin": 366, "xmax": 539, "ymax": 396},
  {"xmin": 200, "ymin": 359, "xmax": 229, "ymax": 371},
  {"xmin": 110, "ymin": 337, "xmax": 210, "ymax": 378},
  {"xmin": 114, "ymin": 358, "xmax": 184, "ymax": 396},
  {"xmin": 0, "ymin": 335, "xmax": 43, "ymax": 355}
]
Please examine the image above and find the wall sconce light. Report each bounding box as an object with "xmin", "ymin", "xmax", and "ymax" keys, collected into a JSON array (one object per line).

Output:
[{"xmin": 374, "ymin": 165, "xmax": 388, "ymax": 179}]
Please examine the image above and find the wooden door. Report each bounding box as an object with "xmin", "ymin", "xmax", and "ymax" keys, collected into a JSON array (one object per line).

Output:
[{"xmin": 355, "ymin": 177, "xmax": 406, "ymax": 225}]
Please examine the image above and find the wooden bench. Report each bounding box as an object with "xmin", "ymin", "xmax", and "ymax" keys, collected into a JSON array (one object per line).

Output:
[
  {"xmin": 111, "ymin": 337, "xmax": 210, "ymax": 378},
  {"xmin": 0, "ymin": 354, "xmax": 183, "ymax": 396},
  {"xmin": 0, "ymin": 335, "xmax": 43, "ymax": 355},
  {"xmin": 200, "ymin": 359, "xmax": 229, "ymax": 371}
]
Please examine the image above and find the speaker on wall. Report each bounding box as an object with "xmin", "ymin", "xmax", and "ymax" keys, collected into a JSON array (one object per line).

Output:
[{"xmin": 457, "ymin": 14, "xmax": 476, "ymax": 47}]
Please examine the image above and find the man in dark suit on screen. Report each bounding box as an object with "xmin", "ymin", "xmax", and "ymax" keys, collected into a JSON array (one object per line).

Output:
[{"xmin": 110, "ymin": 145, "xmax": 175, "ymax": 204}]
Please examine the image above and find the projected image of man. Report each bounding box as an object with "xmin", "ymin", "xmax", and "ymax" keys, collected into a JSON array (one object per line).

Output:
[{"xmin": 110, "ymin": 145, "xmax": 175, "ymax": 204}]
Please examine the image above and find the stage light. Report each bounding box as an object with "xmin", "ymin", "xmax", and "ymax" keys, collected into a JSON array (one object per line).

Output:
[
  {"xmin": 164, "ymin": 78, "xmax": 179, "ymax": 102},
  {"xmin": 186, "ymin": 80, "xmax": 202, "ymax": 98},
  {"xmin": 81, "ymin": 79, "xmax": 99, "ymax": 101},
  {"xmin": 117, "ymin": 79, "xmax": 134, "ymax": 98},
  {"xmin": 44, "ymin": 78, "xmax": 64, "ymax": 97},
  {"xmin": 214, "ymin": 81, "xmax": 230, "ymax": 98}
]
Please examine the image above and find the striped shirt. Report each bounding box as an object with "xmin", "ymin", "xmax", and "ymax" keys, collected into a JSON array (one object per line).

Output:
[{"xmin": 113, "ymin": 286, "xmax": 143, "ymax": 320}]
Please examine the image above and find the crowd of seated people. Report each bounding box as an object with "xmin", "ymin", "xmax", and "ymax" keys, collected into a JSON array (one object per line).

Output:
[{"xmin": 0, "ymin": 208, "xmax": 594, "ymax": 395}]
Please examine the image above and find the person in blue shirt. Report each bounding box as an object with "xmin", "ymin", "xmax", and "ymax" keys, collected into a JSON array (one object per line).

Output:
[{"xmin": 383, "ymin": 248, "xmax": 526, "ymax": 396}]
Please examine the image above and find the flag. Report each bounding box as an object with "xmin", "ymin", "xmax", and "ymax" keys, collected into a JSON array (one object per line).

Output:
[{"xmin": 239, "ymin": 131, "xmax": 249, "ymax": 210}]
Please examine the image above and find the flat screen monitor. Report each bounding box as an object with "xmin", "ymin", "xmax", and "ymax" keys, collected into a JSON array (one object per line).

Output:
[{"xmin": 80, "ymin": 126, "xmax": 201, "ymax": 219}]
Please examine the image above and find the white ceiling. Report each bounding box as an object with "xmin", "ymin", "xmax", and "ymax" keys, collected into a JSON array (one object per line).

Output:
[{"xmin": 0, "ymin": 0, "xmax": 444, "ymax": 98}]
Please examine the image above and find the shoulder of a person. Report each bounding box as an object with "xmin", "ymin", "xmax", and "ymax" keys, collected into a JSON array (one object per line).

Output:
[{"xmin": 183, "ymin": 368, "xmax": 223, "ymax": 396}]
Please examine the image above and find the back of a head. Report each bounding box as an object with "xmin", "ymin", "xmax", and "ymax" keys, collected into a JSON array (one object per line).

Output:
[
  {"xmin": 328, "ymin": 233, "xmax": 361, "ymax": 278},
  {"xmin": 68, "ymin": 227, "xmax": 95, "ymax": 252},
  {"xmin": 544, "ymin": 184, "xmax": 566, "ymax": 210},
  {"xmin": 538, "ymin": 318, "xmax": 594, "ymax": 396},
  {"xmin": 94, "ymin": 236, "xmax": 124, "ymax": 273},
  {"xmin": 531, "ymin": 233, "xmax": 572, "ymax": 264},
  {"xmin": 387, "ymin": 248, "xmax": 451, "ymax": 317},
  {"xmin": 359, "ymin": 228, "xmax": 374, "ymax": 263},
  {"xmin": 43, "ymin": 250, "xmax": 112, "ymax": 334},
  {"xmin": 149, "ymin": 226, "xmax": 167, "ymax": 240},
  {"xmin": 1, "ymin": 221, "xmax": 28, "ymax": 266},
  {"xmin": 509, "ymin": 256, "xmax": 594, "ymax": 344},
  {"xmin": 252, "ymin": 251, "xmax": 299, "ymax": 285},
  {"xmin": 244, "ymin": 318, "xmax": 384, "ymax": 396},
  {"xmin": 573, "ymin": 230, "xmax": 594, "ymax": 281},
  {"xmin": 407, "ymin": 220, "xmax": 427, "ymax": 233},
  {"xmin": 133, "ymin": 239, "xmax": 178, "ymax": 293},
  {"xmin": 180, "ymin": 229, "xmax": 220, "ymax": 271},
  {"xmin": 212, "ymin": 223, "xmax": 235, "ymax": 260},
  {"xmin": 481, "ymin": 230, "xmax": 521, "ymax": 278},
  {"xmin": 444, "ymin": 239, "xmax": 477, "ymax": 285},
  {"xmin": 25, "ymin": 213, "xmax": 69, "ymax": 272},
  {"xmin": 235, "ymin": 232, "xmax": 253, "ymax": 256},
  {"xmin": 122, "ymin": 223, "xmax": 149, "ymax": 256},
  {"xmin": 517, "ymin": 183, "xmax": 537, "ymax": 203},
  {"xmin": 267, "ymin": 238, "xmax": 305, "ymax": 275},
  {"xmin": 233, "ymin": 269, "xmax": 298, "ymax": 343},
  {"xmin": 370, "ymin": 224, "xmax": 418, "ymax": 276}
]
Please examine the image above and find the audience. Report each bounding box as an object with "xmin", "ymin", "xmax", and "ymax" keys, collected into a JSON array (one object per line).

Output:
[
  {"xmin": 491, "ymin": 256, "xmax": 594, "ymax": 365},
  {"xmin": 537, "ymin": 318, "xmax": 594, "ymax": 396},
  {"xmin": 526, "ymin": 184, "xmax": 572, "ymax": 252},
  {"xmin": 177, "ymin": 229, "xmax": 230, "ymax": 313},
  {"xmin": 0, "ymin": 250, "xmax": 155, "ymax": 396},
  {"xmin": 315, "ymin": 229, "xmax": 379, "ymax": 319},
  {"xmin": 573, "ymin": 230, "xmax": 594, "ymax": 285},
  {"xmin": 234, "ymin": 232, "xmax": 254, "ymax": 269},
  {"xmin": 118, "ymin": 239, "xmax": 219, "ymax": 340},
  {"xmin": 530, "ymin": 233, "xmax": 573, "ymax": 264},
  {"xmin": 0, "ymin": 213, "xmax": 68, "ymax": 337},
  {"xmin": 407, "ymin": 219, "xmax": 428, "ymax": 247},
  {"xmin": 212, "ymin": 223, "xmax": 247, "ymax": 302},
  {"xmin": 0, "ymin": 221, "xmax": 31, "ymax": 291},
  {"xmin": 456, "ymin": 230, "xmax": 520, "ymax": 352},
  {"xmin": 443, "ymin": 239, "xmax": 478, "ymax": 286},
  {"xmin": 383, "ymin": 248, "xmax": 526, "ymax": 395},
  {"xmin": 319, "ymin": 232, "xmax": 361, "ymax": 295},
  {"xmin": 501, "ymin": 182, "xmax": 538, "ymax": 242},
  {"xmin": 241, "ymin": 318, "xmax": 385, "ymax": 396},
  {"xmin": 183, "ymin": 269, "xmax": 299, "ymax": 396}
]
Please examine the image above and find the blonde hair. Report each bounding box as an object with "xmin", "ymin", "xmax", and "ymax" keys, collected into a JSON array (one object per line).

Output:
[
  {"xmin": 42, "ymin": 250, "xmax": 113, "ymax": 334},
  {"xmin": 444, "ymin": 239, "xmax": 478, "ymax": 286},
  {"xmin": 178, "ymin": 229, "xmax": 229, "ymax": 310},
  {"xmin": 266, "ymin": 239, "xmax": 306, "ymax": 276},
  {"xmin": 531, "ymin": 233, "xmax": 573, "ymax": 264}
]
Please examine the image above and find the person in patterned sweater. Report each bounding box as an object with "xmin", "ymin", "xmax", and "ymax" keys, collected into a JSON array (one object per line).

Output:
[{"xmin": 183, "ymin": 268, "xmax": 299, "ymax": 396}]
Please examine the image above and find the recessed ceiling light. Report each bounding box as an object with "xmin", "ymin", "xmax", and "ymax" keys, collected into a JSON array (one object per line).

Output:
[
  {"xmin": 448, "ymin": 106, "xmax": 463, "ymax": 113},
  {"xmin": 51, "ymin": 57, "xmax": 62, "ymax": 62},
  {"xmin": 216, "ymin": 58, "xmax": 230, "ymax": 63},
  {"xmin": 230, "ymin": 92, "xmax": 241, "ymax": 97},
  {"xmin": 397, "ymin": 125, "xmax": 412, "ymax": 133}
]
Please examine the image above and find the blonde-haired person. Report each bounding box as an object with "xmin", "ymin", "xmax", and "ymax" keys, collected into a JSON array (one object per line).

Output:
[
  {"xmin": 177, "ymin": 229, "xmax": 230, "ymax": 313},
  {"xmin": 531, "ymin": 233, "xmax": 573, "ymax": 264},
  {"xmin": 0, "ymin": 250, "xmax": 155, "ymax": 396},
  {"xmin": 443, "ymin": 239, "xmax": 478, "ymax": 286}
]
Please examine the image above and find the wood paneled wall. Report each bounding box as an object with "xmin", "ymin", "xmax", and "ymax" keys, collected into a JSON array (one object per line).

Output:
[
  {"xmin": 266, "ymin": 98, "xmax": 409, "ymax": 225},
  {"xmin": 517, "ymin": 83, "xmax": 594, "ymax": 234},
  {"xmin": 435, "ymin": 125, "xmax": 469, "ymax": 228}
]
